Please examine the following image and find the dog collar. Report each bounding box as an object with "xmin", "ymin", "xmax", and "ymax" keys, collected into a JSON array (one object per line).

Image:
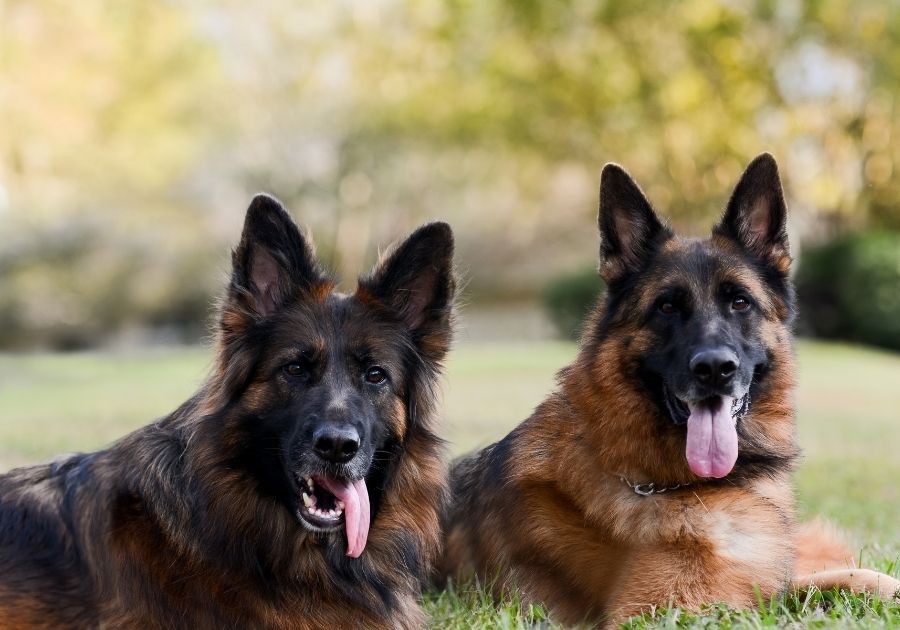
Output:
[{"xmin": 619, "ymin": 476, "xmax": 690, "ymax": 497}]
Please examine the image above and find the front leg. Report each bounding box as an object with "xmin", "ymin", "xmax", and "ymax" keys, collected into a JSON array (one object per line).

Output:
[{"xmin": 793, "ymin": 569, "xmax": 900, "ymax": 601}]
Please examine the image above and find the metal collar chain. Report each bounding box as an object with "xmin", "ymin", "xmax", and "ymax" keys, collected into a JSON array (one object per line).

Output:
[{"xmin": 620, "ymin": 476, "xmax": 690, "ymax": 497}]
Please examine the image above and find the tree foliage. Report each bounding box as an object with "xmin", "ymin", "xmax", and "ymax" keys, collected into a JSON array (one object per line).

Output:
[{"xmin": 1, "ymin": 0, "xmax": 899, "ymax": 347}]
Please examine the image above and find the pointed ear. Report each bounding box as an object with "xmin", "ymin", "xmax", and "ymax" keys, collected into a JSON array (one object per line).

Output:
[
  {"xmin": 358, "ymin": 222, "xmax": 455, "ymax": 358},
  {"xmin": 714, "ymin": 153, "xmax": 791, "ymax": 272},
  {"xmin": 598, "ymin": 163, "xmax": 672, "ymax": 282},
  {"xmin": 229, "ymin": 193, "xmax": 325, "ymax": 318}
]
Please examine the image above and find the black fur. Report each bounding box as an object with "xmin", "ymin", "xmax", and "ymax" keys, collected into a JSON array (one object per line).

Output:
[{"xmin": 0, "ymin": 197, "xmax": 455, "ymax": 629}]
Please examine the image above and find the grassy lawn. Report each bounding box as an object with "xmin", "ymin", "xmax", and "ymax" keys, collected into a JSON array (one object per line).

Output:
[{"xmin": 1, "ymin": 339, "xmax": 898, "ymax": 627}]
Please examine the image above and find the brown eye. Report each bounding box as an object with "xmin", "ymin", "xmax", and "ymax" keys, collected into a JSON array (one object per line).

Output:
[
  {"xmin": 365, "ymin": 367, "xmax": 387, "ymax": 385},
  {"xmin": 659, "ymin": 302, "xmax": 677, "ymax": 315},
  {"xmin": 732, "ymin": 296, "xmax": 751, "ymax": 311},
  {"xmin": 283, "ymin": 363, "xmax": 306, "ymax": 378}
]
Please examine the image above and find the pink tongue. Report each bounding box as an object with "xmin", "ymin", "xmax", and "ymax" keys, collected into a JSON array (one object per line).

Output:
[
  {"xmin": 315, "ymin": 477, "xmax": 370, "ymax": 558},
  {"xmin": 685, "ymin": 396, "xmax": 738, "ymax": 478}
]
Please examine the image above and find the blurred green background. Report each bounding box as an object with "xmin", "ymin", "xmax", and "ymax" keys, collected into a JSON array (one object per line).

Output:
[
  {"xmin": 1, "ymin": 3, "xmax": 899, "ymax": 625},
  {"xmin": 1, "ymin": 0, "xmax": 900, "ymax": 350}
]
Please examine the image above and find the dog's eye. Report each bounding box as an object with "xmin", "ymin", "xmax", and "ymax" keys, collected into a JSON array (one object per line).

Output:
[
  {"xmin": 731, "ymin": 296, "xmax": 751, "ymax": 311},
  {"xmin": 283, "ymin": 363, "xmax": 306, "ymax": 378},
  {"xmin": 658, "ymin": 302, "xmax": 677, "ymax": 315},
  {"xmin": 364, "ymin": 367, "xmax": 387, "ymax": 385}
]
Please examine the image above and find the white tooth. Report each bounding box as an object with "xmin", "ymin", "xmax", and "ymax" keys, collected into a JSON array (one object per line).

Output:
[
  {"xmin": 306, "ymin": 477, "xmax": 314, "ymax": 490},
  {"xmin": 336, "ymin": 500, "xmax": 345, "ymax": 509},
  {"xmin": 302, "ymin": 493, "xmax": 313, "ymax": 508}
]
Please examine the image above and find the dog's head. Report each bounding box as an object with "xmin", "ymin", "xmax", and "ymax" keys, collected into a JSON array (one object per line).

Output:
[
  {"xmin": 212, "ymin": 195, "xmax": 454, "ymax": 557},
  {"xmin": 592, "ymin": 154, "xmax": 794, "ymax": 479}
]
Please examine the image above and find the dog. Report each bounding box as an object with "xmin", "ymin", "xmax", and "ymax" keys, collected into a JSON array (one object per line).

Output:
[
  {"xmin": 439, "ymin": 154, "xmax": 900, "ymax": 627},
  {"xmin": 0, "ymin": 195, "xmax": 455, "ymax": 628}
]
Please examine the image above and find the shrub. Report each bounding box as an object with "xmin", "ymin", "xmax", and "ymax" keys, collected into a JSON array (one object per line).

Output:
[
  {"xmin": 541, "ymin": 267, "xmax": 605, "ymax": 340},
  {"xmin": 0, "ymin": 228, "xmax": 219, "ymax": 350},
  {"xmin": 796, "ymin": 230, "xmax": 900, "ymax": 351}
]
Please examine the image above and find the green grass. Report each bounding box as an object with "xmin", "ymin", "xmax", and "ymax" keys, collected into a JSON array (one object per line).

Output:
[{"xmin": 1, "ymin": 339, "xmax": 898, "ymax": 627}]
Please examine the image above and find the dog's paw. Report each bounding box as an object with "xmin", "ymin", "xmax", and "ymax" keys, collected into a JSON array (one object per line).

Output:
[{"xmin": 878, "ymin": 574, "xmax": 900, "ymax": 601}]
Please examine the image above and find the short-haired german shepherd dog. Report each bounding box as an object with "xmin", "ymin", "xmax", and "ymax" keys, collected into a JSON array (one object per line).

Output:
[
  {"xmin": 439, "ymin": 154, "xmax": 899, "ymax": 627},
  {"xmin": 0, "ymin": 195, "xmax": 455, "ymax": 628}
]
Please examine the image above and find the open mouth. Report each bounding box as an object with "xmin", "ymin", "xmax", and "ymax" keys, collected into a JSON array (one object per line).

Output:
[
  {"xmin": 663, "ymin": 384, "xmax": 691, "ymax": 425},
  {"xmin": 294, "ymin": 474, "xmax": 371, "ymax": 558},
  {"xmin": 684, "ymin": 395, "xmax": 740, "ymax": 479},
  {"xmin": 297, "ymin": 475, "xmax": 346, "ymax": 530},
  {"xmin": 662, "ymin": 386, "xmax": 752, "ymax": 479},
  {"xmin": 663, "ymin": 385, "xmax": 750, "ymax": 426}
]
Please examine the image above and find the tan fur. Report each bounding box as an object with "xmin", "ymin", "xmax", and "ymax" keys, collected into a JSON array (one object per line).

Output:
[
  {"xmin": 440, "ymin": 230, "xmax": 897, "ymax": 627},
  {"xmin": 792, "ymin": 520, "xmax": 900, "ymax": 600},
  {"xmin": 794, "ymin": 569, "xmax": 900, "ymax": 601}
]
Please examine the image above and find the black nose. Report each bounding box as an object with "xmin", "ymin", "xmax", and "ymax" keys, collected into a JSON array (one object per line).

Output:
[
  {"xmin": 690, "ymin": 348, "xmax": 739, "ymax": 389},
  {"xmin": 313, "ymin": 425, "xmax": 360, "ymax": 464}
]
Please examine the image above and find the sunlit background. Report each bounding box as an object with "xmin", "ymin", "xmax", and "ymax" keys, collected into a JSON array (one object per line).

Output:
[
  {"xmin": 1, "ymin": 0, "xmax": 899, "ymax": 562},
  {"xmin": 2, "ymin": 0, "xmax": 900, "ymax": 350}
]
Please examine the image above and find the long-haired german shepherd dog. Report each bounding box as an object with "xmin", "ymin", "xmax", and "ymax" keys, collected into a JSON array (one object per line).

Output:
[
  {"xmin": 440, "ymin": 154, "xmax": 900, "ymax": 627},
  {"xmin": 0, "ymin": 195, "xmax": 455, "ymax": 628}
]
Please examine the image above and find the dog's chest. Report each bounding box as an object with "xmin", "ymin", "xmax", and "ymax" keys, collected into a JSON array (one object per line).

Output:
[
  {"xmin": 706, "ymin": 512, "xmax": 778, "ymax": 562},
  {"xmin": 700, "ymin": 484, "xmax": 794, "ymax": 572}
]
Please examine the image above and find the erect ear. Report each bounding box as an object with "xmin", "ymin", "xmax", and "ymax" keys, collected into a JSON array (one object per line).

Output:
[
  {"xmin": 228, "ymin": 193, "xmax": 326, "ymax": 318},
  {"xmin": 358, "ymin": 222, "xmax": 455, "ymax": 356},
  {"xmin": 598, "ymin": 163, "xmax": 672, "ymax": 282},
  {"xmin": 714, "ymin": 153, "xmax": 791, "ymax": 272}
]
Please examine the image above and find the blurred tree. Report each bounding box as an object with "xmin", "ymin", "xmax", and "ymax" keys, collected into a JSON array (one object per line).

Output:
[
  {"xmin": 1, "ymin": 0, "xmax": 899, "ymax": 348},
  {"xmin": 353, "ymin": 0, "xmax": 900, "ymax": 228},
  {"xmin": 0, "ymin": 0, "xmax": 226, "ymax": 348},
  {"xmin": 1, "ymin": 0, "xmax": 224, "ymax": 214}
]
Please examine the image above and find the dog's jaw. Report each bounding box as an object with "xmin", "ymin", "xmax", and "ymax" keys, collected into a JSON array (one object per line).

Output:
[{"xmin": 294, "ymin": 473, "xmax": 371, "ymax": 558}]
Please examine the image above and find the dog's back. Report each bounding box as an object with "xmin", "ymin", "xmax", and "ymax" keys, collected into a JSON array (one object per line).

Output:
[
  {"xmin": 0, "ymin": 418, "xmax": 206, "ymax": 628},
  {"xmin": 0, "ymin": 454, "xmax": 101, "ymax": 626}
]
